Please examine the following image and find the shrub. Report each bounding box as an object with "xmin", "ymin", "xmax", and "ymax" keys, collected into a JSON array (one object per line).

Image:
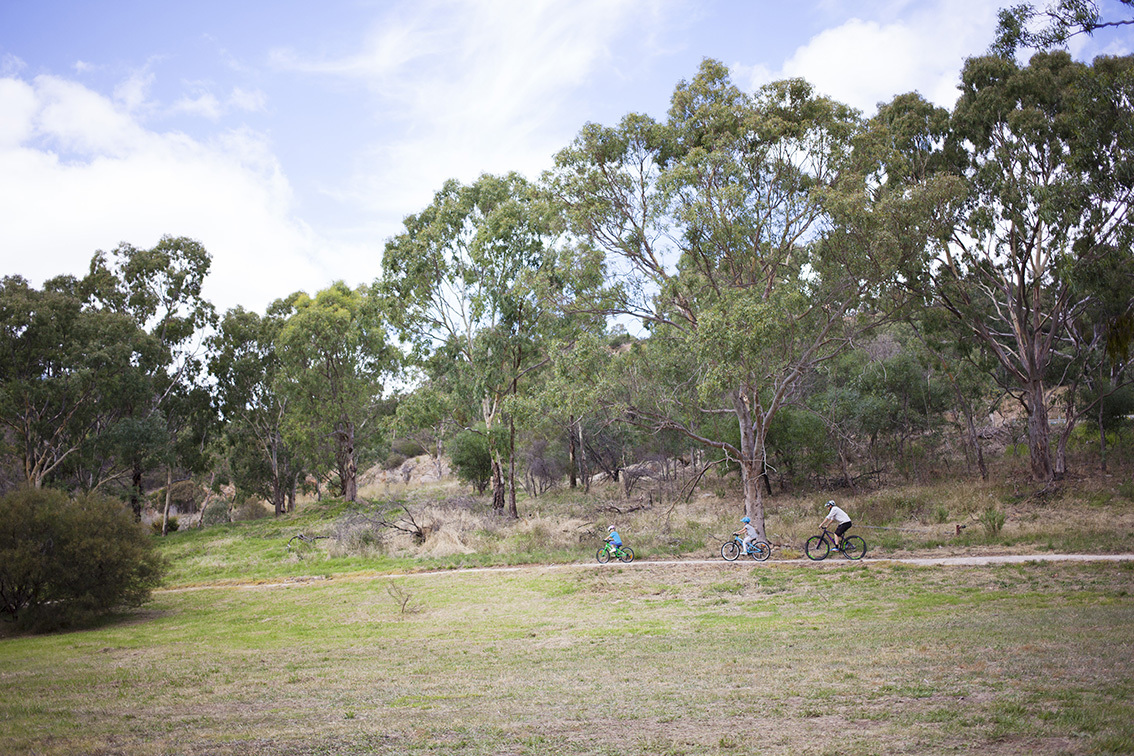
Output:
[
  {"xmin": 391, "ymin": 437, "xmax": 428, "ymax": 459},
  {"xmin": 978, "ymin": 506, "xmax": 1007, "ymax": 537},
  {"xmin": 201, "ymin": 499, "xmax": 232, "ymax": 526},
  {"xmin": 151, "ymin": 516, "xmax": 180, "ymax": 534},
  {"xmin": 0, "ymin": 488, "xmax": 166, "ymax": 630},
  {"xmin": 449, "ymin": 429, "xmax": 493, "ymax": 494},
  {"xmin": 231, "ymin": 501, "xmax": 270, "ymax": 521}
]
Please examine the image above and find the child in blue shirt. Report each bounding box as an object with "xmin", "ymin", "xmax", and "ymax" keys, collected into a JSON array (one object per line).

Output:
[{"xmin": 605, "ymin": 525, "xmax": 622, "ymax": 555}]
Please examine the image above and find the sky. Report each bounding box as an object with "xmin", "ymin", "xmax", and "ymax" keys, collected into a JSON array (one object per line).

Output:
[{"xmin": 1, "ymin": 0, "xmax": 1131, "ymax": 316}]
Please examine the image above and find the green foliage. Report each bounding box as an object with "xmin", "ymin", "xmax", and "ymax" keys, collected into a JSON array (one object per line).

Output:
[
  {"xmin": 151, "ymin": 516, "xmax": 179, "ymax": 534},
  {"xmin": 201, "ymin": 500, "xmax": 231, "ymax": 527},
  {"xmin": 979, "ymin": 506, "xmax": 1007, "ymax": 537},
  {"xmin": 448, "ymin": 429, "xmax": 493, "ymax": 494},
  {"xmin": 274, "ymin": 282, "xmax": 398, "ymax": 502},
  {"xmin": 0, "ymin": 488, "xmax": 165, "ymax": 630}
]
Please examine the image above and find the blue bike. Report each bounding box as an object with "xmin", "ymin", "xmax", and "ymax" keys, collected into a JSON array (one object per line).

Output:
[{"xmin": 721, "ymin": 535, "xmax": 771, "ymax": 562}]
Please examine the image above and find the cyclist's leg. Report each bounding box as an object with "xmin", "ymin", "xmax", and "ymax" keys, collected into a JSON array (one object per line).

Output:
[{"xmin": 835, "ymin": 521, "xmax": 852, "ymax": 548}]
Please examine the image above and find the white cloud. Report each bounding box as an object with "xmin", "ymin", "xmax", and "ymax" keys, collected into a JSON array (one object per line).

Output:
[
  {"xmin": 1, "ymin": 53, "xmax": 25, "ymax": 77},
  {"xmin": 113, "ymin": 69, "xmax": 154, "ymax": 112},
  {"xmin": 743, "ymin": 0, "xmax": 1000, "ymax": 114},
  {"xmin": 0, "ymin": 74, "xmax": 325, "ymax": 313},
  {"xmin": 276, "ymin": 0, "xmax": 670, "ymax": 226},
  {"xmin": 0, "ymin": 78, "xmax": 37, "ymax": 147},
  {"xmin": 229, "ymin": 87, "xmax": 267, "ymax": 113},
  {"xmin": 172, "ymin": 90, "xmax": 224, "ymax": 119}
]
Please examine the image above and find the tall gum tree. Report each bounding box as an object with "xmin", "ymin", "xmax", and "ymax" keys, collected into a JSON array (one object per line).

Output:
[
  {"xmin": 275, "ymin": 282, "xmax": 395, "ymax": 503},
  {"xmin": 923, "ymin": 52, "xmax": 1134, "ymax": 481},
  {"xmin": 377, "ymin": 173, "xmax": 593, "ymax": 517},
  {"xmin": 209, "ymin": 307, "xmax": 298, "ymax": 515},
  {"xmin": 548, "ymin": 60, "xmax": 930, "ymax": 537},
  {"xmin": 84, "ymin": 236, "xmax": 217, "ymax": 517}
]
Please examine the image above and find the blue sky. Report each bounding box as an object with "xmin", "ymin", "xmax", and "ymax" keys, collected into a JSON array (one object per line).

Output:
[{"xmin": 2, "ymin": 0, "xmax": 1130, "ymax": 314}]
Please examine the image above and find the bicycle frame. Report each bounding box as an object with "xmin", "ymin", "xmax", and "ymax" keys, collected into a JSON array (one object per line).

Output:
[{"xmin": 818, "ymin": 526, "xmax": 842, "ymax": 550}]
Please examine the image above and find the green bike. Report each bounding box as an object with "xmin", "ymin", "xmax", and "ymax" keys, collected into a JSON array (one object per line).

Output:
[{"xmin": 596, "ymin": 541, "xmax": 635, "ymax": 564}]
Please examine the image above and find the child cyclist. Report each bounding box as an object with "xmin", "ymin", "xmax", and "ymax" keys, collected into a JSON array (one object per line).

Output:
[
  {"xmin": 820, "ymin": 500, "xmax": 853, "ymax": 549},
  {"xmin": 734, "ymin": 516, "xmax": 758, "ymax": 552},
  {"xmin": 604, "ymin": 525, "xmax": 623, "ymax": 557}
]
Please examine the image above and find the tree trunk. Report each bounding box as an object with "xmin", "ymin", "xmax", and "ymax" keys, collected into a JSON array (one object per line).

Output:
[
  {"xmin": 579, "ymin": 422, "xmax": 589, "ymax": 494},
  {"xmin": 130, "ymin": 464, "xmax": 144, "ymax": 521},
  {"xmin": 734, "ymin": 393, "xmax": 768, "ymax": 541},
  {"xmin": 1025, "ymin": 381, "xmax": 1054, "ymax": 481},
  {"xmin": 491, "ymin": 457, "xmax": 505, "ymax": 511},
  {"xmin": 270, "ymin": 432, "xmax": 285, "ymax": 516},
  {"xmin": 568, "ymin": 417, "xmax": 578, "ymax": 489},
  {"xmin": 161, "ymin": 467, "xmax": 173, "ymax": 536},
  {"xmin": 507, "ymin": 417, "xmax": 518, "ymax": 519},
  {"xmin": 335, "ymin": 419, "xmax": 358, "ymax": 502}
]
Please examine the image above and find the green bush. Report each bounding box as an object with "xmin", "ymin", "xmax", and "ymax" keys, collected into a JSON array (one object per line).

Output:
[
  {"xmin": 201, "ymin": 500, "xmax": 231, "ymax": 526},
  {"xmin": 151, "ymin": 516, "xmax": 179, "ymax": 534},
  {"xmin": 0, "ymin": 488, "xmax": 166, "ymax": 631},
  {"xmin": 391, "ymin": 437, "xmax": 428, "ymax": 458},
  {"xmin": 449, "ymin": 429, "xmax": 493, "ymax": 494},
  {"xmin": 232, "ymin": 501, "xmax": 270, "ymax": 521},
  {"xmin": 978, "ymin": 506, "xmax": 1006, "ymax": 537}
]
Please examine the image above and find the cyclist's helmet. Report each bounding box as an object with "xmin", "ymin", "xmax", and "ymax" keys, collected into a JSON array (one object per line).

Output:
[
  {"xmin": 741, "ymin": 517, "xmax": 751, "ymax": 523},
  {"xmin": 607, "ymin": 525, "xmax": 616, "ymax": 531},
  {"xmin": 826, "ymin": 500, "xmax": 835, "ymax": 508}
]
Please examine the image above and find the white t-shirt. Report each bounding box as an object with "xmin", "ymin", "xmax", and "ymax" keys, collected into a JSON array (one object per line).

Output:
[{"xmin": 827, "ymin": 506, "xmax": 851, "ymax": 524}]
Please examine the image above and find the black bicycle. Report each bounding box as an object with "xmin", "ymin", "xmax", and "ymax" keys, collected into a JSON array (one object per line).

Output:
[{"xmin": 805, "ymin": 526, "xmax": 866, "ymax": 561}]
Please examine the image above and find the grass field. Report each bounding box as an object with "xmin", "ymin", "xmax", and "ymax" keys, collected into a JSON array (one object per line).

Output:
[
  {"xmin": 2, "ymin": 557, "xmax": 1132, "ymax": 755},
  {"xmin": 3, "ymin": 477, "xmax": 1134, "ymax": 755}
]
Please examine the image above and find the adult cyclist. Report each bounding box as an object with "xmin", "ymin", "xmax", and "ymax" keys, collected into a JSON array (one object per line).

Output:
[{"xmin": 820, "ymin": 500, "xmax": 853, "ymax": 550}]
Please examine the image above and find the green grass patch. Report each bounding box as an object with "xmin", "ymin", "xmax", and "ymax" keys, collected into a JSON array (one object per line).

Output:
[{"xmin": 2, "ymin": 560, "xmax": 1132, "ymax": 755}]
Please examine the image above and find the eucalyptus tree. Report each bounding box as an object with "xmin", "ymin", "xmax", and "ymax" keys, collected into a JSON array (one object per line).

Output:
[
  {"xmin": 84, "ymin": 236, "xmax": 217, "ymax": 516},
  {"xmin": 0, "ymin": 275, "xmax": 146, "ymax": 490},
  {"xmin": 548, "ymin": 60, "xmax": 931, "ymax": 537},
  {"xmin": 912, "ymin": 52, "xmax": 1134, "ymax": 481},
  {"xmin": 992, "ymin": 0, "xmax": 1134, "ymax": 56},
  {"xmin": 377, "ymin": 173, "xmax": 595, "ymax": 517},
  {"xmin": 208, "ymin": 306, "xmax": 298, "ymax": 515},
  {"xmin": 274, "ymin": 282, "xmax": 396, "ymax": 503}
]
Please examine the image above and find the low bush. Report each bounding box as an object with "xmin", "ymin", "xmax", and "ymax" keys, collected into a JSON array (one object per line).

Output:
[
  {"xmin": 0, "ymin": 488, "xmax": 166, "ymax": 631},
  {"xmin": 201, "ymin": 500, "xmax": 231, "ymax": 526}
]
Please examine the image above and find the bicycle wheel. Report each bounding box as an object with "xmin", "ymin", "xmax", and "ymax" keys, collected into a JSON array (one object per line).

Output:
[
  {"xmin": 842, "ymin": 535, "xmax": 867, "ymax": 560},
  {"xmin": 749, "ymin": 541, "xmax": 772, "ymax": 562},
  {"xmin": 618, "ymin": 547, "xmax": 635, "ymax": 563},
  {"xmin": 596, "ymin": 547, "xmax": 611, "ymax": 564},
  {"xmin": 721, "ymin": 540, "xmax": 741, "ymax": 561},
  {"xmin": 805, "ymin": 535, "xmax": 830, "ymax": 561}
]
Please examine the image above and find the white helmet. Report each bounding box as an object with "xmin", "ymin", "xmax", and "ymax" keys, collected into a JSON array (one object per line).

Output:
[
  {"xmin": 607, "ymin": 525, "xmax": 616, "ymax": 531},
  {"xmin": 826, "ymin": 500, "xmax": 835, "ymax": 508}
]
